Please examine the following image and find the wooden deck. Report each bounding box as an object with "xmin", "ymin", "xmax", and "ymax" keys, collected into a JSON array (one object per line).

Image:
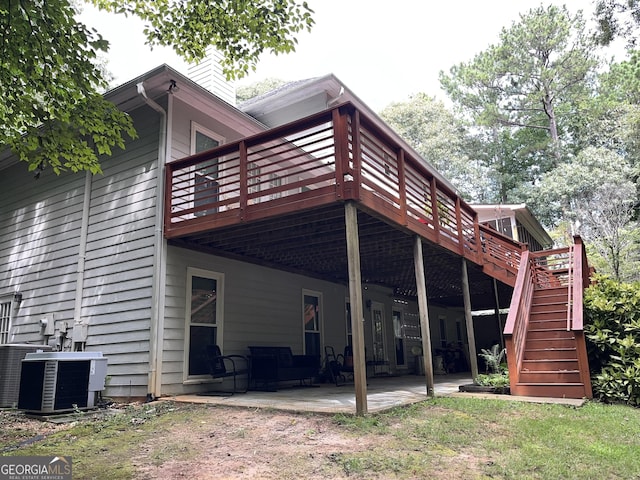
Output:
[{"xmin": 165, "ymin": 102, "xmax": 523, "ymax": 291}]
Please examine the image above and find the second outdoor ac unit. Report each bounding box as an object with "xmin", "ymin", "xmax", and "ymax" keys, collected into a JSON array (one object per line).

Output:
[{"xmin": 18, "ymin": 352, "xmax": 108, "ymax": 414}]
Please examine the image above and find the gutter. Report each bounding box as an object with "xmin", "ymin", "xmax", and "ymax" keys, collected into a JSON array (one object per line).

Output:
[{"xmin": 137, "ymin": 81, "xmax": 168, "ymax": 401}]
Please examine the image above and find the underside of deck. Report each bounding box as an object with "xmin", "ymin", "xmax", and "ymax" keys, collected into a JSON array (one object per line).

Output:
[{"xmin": 169, "ymin": 203, "xmax": 514, "ymax": 310}]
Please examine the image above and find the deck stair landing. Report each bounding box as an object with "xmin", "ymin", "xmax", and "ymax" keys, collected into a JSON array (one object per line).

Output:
[{"xmin": 505, "ymin": 238, "xmax": 592, "ymax": 399}]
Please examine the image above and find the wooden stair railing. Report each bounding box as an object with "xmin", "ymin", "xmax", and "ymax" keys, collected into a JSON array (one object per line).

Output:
[{"xmin": 504, "ymin": 237, "xmax": 593, "ymax": 399}]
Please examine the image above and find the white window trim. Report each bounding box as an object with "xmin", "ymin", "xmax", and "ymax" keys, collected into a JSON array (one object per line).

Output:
[
  {"xmin": 183, "ymin": 267, "xmax": 225, "ymax": 384},
  {"xmin": 302, "ymin": 289, "xmax": 323, "ymax": 355},
  {"xmin": 190, "ymin": 121, "xmax": 225, "ymax": 155}
]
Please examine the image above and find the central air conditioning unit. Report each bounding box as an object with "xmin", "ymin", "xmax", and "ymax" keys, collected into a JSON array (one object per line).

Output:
[
  {"xmin": 0, "ymin": 344, "xmax": 52, "ymax": 408},
  {"xmin": 18, "ymin": 352, "xmax": 108, "ymax": 414}
]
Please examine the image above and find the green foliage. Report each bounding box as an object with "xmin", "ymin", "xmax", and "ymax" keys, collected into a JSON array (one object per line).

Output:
[
  {"xmin": 236, "ymin": 77, "xmax": 287, "ymax": 103},
  {"xmin": 475, "ymin": 371, "xmax": 510, "ymax": 388},
  {"xmin": 0, "ymin": 0, "xmax": 137, "ymax": 174},
  {"xmin": 478, "ymin": 344, "xmax": 506, "ymax": 374},
  {"xmin": 92, "ymin": 0, "xmax": 314, "ymax": 80},
  {"xmin": 1, "ymin": 0, "xmax": 313, "ymax": 175},
  {"xmin": 584, "ymin": 274, "xmax": 640, "ymax": 405},
  {"xmin": 379, "ymin": 93, "xmax": 488, "ymax": 200},
  {"xmin": 594, "ymin": 0, "xmax": 640, "ymax": 46},
  {"xmin": 440, "ymin": 5, "xmax": 599, "ymax": 203}
]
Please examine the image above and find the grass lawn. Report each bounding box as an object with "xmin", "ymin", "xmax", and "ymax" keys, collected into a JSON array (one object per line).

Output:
[{"xmin": 1, "ymin": 397, "xmax": 638, "ymax": 479}]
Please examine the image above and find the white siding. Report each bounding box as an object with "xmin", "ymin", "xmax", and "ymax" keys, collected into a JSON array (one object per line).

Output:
[{"xmin": 187, "ymin": 47, "xmax": 236, "ymax": 105}]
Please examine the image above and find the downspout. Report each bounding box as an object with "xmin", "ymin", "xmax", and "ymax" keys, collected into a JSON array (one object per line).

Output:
[
  {"xmin": 137, "ymin": 81, "xmax": 168, "ymax": 401},
  {"xmin": 72, "ymin": 171, "xmax": 93, "ymax": 351}
]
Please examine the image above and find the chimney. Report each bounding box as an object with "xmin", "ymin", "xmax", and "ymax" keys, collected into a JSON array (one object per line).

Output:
[{"xmin": 187, "ymin": 47, "xmax": 236, "ymax": 105}]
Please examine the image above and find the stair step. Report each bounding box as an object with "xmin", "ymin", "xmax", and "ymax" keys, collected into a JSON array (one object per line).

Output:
[
  {"xmin": 527, "ymin": 329, "xmax": 575, "ymax": 341},
  {"xmin": 528, "ymin": 319, "xmax": 570, "ymax": 331},
  {"xmin": 526, "ymin": 337, "xmax": 577, "ymax": 349},
  {"xmin": 531, "ymin": 302, "xmax": 569, "ymax": 313},
  {"xmin": 530, "ymin": 311, "xmax": 569, "ymax": 322},
  {"xmin": 521, "ymin": 359, "xmax": 579, "ymax": 371},
  {"xmin": 524, "ymin": 347, "xmax": 578, "ymax": 360},
  {"xmin": 519, "ymin": 370, "xmax": 582, "ymax": 383},
  {"xmin": 512, "ymin": 382, "xmax": 587, "ymax": 399},
  {"xmin": 532, "ymin": 296, "xmax": 569, "ymax": 306},
  {"xmin": 534, "ymin": 286, "xmax": 568, "ymax": 295}
]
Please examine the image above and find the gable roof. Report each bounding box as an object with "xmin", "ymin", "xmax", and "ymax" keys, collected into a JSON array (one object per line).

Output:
[
  {"xmin": 471, "ymin": 203, "xmax": 553, "ymax": 249},
  {"xmin": 240, "ymin": 74, "xmax": 460, "ymax": 195}
]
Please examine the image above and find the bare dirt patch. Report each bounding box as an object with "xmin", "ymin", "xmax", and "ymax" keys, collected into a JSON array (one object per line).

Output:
[
  {"xmin": 0, "ymin": 402, "xmax": 489, "ymax": 479},
  {"xmin": 132, "ymin": 406, "xmax": 381, "ymax": 479}
]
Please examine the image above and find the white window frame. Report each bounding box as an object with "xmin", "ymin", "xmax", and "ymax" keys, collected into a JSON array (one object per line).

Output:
[
  {"xmin": 302, "ymin": 289, "xmax": 323, "ymax": 356},
  {"xmin": 0, "ymin": 296, "xmax": 15, "ymax": 345},
  {"xmin": 190, "ymin": 122, "xmax": 226, "ymax": 217},
  {"xmin": 183, "ymin": 267, "xmax": 225, "ymax": 384},
  {"xmin": 190, "ymin": 121, "xmax": 225, "ymax": 155}
]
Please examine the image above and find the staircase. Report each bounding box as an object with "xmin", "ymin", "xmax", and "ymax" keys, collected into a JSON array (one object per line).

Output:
[{"xmin": 504, "ymin": 237, "xmax": 592, "ymax": 399}]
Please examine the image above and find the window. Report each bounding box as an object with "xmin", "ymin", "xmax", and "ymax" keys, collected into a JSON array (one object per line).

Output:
[
  {"xmin": 303, "ymin": 290, "xmax": 322, "ymax": 357},
  {"xmin": 439, "ymin": 316, "xmax": 447, "ymax": 348},
  {"xmin": 0, "ymin": 298, "xmax": 13, "ymax": 344},
  {"xmin": 268, "ymin": 173, "xmax": 282, "ymax": 200},
  {"xmin": 185, "ymin": 268, "xmax": 224, "ymax": 380},
  {"xmin": 191, "ymin": 123, "xmax": 224, "ymax": 156},
  {"xmin": 392, "ymin": 309, "xmax": 405, "ymax": 367},
  {"xmin": 191, "ymin": 122, "xmax": 225, "ymax": 216}
]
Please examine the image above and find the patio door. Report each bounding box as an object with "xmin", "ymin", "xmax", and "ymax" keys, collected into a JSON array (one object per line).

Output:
[
  {"xmin": 371, "ymin": 302, "xmax": 387, "ymax": 366},
  {"xmin": 392, "ymin": 308, "xmax": 406, "ymax": 368}
]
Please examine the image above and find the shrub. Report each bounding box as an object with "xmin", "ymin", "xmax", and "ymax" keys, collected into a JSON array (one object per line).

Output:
[{"xmin": 584, "ymin": 275, "xmax": 640, "ymax": 405}]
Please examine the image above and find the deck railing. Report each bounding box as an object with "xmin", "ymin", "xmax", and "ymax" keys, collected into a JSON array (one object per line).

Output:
[
  {"xmin": 165, "ymin": 102, "xmax": 523, "ymax": 276},
  {"xmin": 503, "ymin": 249, "xmax": 534, "ymax": 379}
]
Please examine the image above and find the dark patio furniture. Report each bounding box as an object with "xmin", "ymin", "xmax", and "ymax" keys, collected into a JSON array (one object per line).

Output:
[
  {"xmin": 248, "ymin": 346, "xmax": 320, "ymax": 391},
  {"xmin": 206, "ymin": 345, "xmax": 250, "ymax": 394}
]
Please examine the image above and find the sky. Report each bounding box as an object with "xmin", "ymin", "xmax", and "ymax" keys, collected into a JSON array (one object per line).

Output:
[{"xmin": 79, "ymin": 0, "xmax": 618, "ymax": 111}]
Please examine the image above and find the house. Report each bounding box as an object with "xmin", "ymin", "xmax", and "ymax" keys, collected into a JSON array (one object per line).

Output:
[
  {"xmin": 0, "ymin": 65, "xmax": 591, "ymax": 414},
  {"xmin": 471, "ymin": 203, "xmax": 553, "ymax": 252}
]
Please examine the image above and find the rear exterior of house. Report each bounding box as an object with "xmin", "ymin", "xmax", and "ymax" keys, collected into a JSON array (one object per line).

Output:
[{"xmin": 0, "ymin": 65, "xmax": 592, "ymax": 408}]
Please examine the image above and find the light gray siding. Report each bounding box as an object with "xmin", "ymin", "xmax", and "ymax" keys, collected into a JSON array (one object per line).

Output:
[
  {"xmin": 80, "ymin": 105, "xmax": 162, "ymax": 398},
  {"xmin": 161, "ymin": 245, "xmax": 348, "ymax": 395},
  {"xmin": 0, "ymin": 159, "xmax": 86, "ymax": 342},
  {"xmin": 0, "ymin": 104, "xmax": 162, "ymax": 399}
]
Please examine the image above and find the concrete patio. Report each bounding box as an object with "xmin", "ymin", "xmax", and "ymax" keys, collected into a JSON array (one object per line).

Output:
[{"xmin": 169, "ymin": 374, "xmax": 473, "ymax": 414}]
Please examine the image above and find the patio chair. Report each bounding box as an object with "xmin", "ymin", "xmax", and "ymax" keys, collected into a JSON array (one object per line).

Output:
[
  {"xmin": 324, "ymin": 346, "xmax": 357, "ymax": 386},
  {"xmin": 206, "ymin": 345, "xmax": 250, "ymax": 394},
  {"xmin": 323, "ymin": 346, "xmax": 346, "ymax": 386}
]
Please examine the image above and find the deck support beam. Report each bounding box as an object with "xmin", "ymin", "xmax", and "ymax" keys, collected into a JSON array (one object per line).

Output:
[
  {"xmin": 413, "ymin": 236, "xmax": 435, "ymax": 396},
  {"xmin": 345, "ymin": 201, "xmax": 367, "ymax": 415},
  {"xmin": 462, "ymin": 258, "xmax": 479, "ymax": 379}
]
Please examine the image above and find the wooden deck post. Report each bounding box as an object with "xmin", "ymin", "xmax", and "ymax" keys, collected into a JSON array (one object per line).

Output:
[
  {"xmin": 461, "ymin": 258, "xmax": 479, "ymax": 379},
  {"xmin": 413, "ymin": 236, "xmax": 435, "ymax": 396},
  {"xmin": 493, "ymin": 278, "xmax": 505, "ymax": 348},
  {"xmin": 345, "ymin": 201, "xmax": 367, "ymax": 415}
]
